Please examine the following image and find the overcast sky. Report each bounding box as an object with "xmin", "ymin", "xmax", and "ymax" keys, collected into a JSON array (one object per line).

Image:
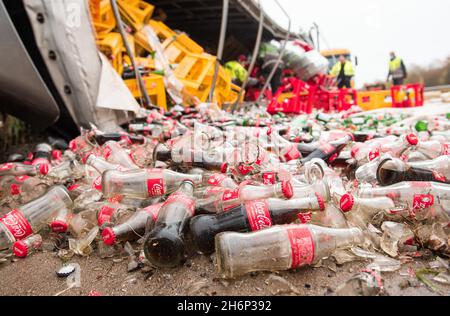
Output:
[{"xmin": 261, "ymin": 0, "xmax": 450, "ymax": 87}]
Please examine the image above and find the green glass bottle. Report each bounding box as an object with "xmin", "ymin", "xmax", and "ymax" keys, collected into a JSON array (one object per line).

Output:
[{"xmin": 415, "ymin": 120, "xmax": 429, "ymax": 132}]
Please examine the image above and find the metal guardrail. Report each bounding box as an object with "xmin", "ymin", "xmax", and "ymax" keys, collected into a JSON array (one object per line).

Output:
[{"xmin": 424, "ymin": 85, "xmax": 450, "ymax": 92}]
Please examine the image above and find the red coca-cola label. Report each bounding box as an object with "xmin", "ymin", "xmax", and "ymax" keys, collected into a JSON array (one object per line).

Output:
[
  {"xmin": 368, "ymin": 149, "xmax": 380, "ymax": 161},
  {"xmin": 208, "ymin": 174, "xmax": 227, "ymax": 186},
  {"xmin": 0, "ymin": 163, "xmax": 14, "ymax": 171},
  {"xmin": 103, "ymin": 146, "xmax": 112, "ymax": 160},
  {"xmin": 432, "ymin": 171, "xmax": 446, "ymax": 182},
  {"xmin": 222, "ymin": 189, "xmax": 240, "ymax": 202},
  {"xmin": 97, "ymin": 206, "xmax": 116, "ymax": 226},
  {"xmin": 67, "ymin": 184, "xmax": 80, "ymax": 191},
  {"xmin": 287, "ymin": 226, "xmax": 315, "ymax": 268},
  {"xmin": 319, "ymin": 143, "xmax": 335, "ymax": 155},
  {"xmin": 146, "ymin": 169, "xmax": 165, "ymax": 197},
  {"xmin": 262, "ymin": 172, "xmax": 276, "ymax": 185},
  {"xmin": 147, "ymin": 178, "xmax": 164, "ymax": 197},
  {"xmin": 164, "ymin": 193, "xmax": 195, "ymax": 216},
  {"xmin": 222, "ymin": 188, "xmax": 240, "ymax": 212},
  {"xmin": 0, "ymin": 209, "xmax": 33, "ymax": 240},
  {"xmin": 412, "ymin": 194, "xmax": 434, "ymax": 211},
  {"xmin": 144, "ymin": 203, "xmax": 163, "ymax": 222},
  {"xmin": 245, "ymin": 200, "xmax": 273, "ymax": 231},
  {"xmin": 443, "ymin": 144, "xmax": 450, "ymax": 156},
  {"xmin": 297, "ymin": 212, "xmax": 312, "ymax": 224},
  {"xmin": 238, "ymin": 164, "xmax": 254, "ymax": 175}
]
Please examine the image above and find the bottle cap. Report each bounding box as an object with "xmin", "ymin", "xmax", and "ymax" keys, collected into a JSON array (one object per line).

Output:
[
  {"xmin": 52, "ymin": 150, "xmax": 62, "ymax": 160},
  {"xmin": 281, "ymin": 180, "xmax": 294, "ymax": 199},
  {"xmin": 340, "ymin": 193, "xmax": 355, "ymax": 213},
  {"xmin": 283, "ymin": 145, "xmax": 301, "ymax": 161},
  {"xmin": 102, "ymin": 227, "xmax": 116, "ymax": 246},
  {"xmin": 220, "ymin": 163, "xmax": 228, "ymax": 174},
  {"xmin": 238, "ymin": 164, "xmax": 253, "ymax": 176},
  {"xmin": 50, "ymin": 220, "xmax": 69, "ymax": 233},
  {"xmin": 81, "ymin": 153, "xmax": 93, "ymax": 164},
  {"xmin": 39, "ymin": 163, "xmax": 49, "ymax": 176},
  {"xmin": 57, "ymin": 264, "xmax": 76, "ymax": 278},
  {"xmin": 69, "ymin": 140, "xmax": 77, "ymax": 151},
  {"xmin": 406, "ymin": 133, "xmax": 419, "ymax": 146},
  {"xmin": 315, "ymin": 193, "xmax": 326, "ymax": 211},
  {"xmin": 67, "ymin": 183, "xmax": 80, "ymax": 191},
  {"xmin": 13, "ymin": 240, "xmax": 29, "ymax": 258}
]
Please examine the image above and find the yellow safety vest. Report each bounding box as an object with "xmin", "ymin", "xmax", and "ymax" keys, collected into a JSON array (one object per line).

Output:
[
  {"xmin": 389, "ymin": 57, "xmax": 405, "ymax": 79},
  {"xmin": 225, "ymin": 61, "xmax": 248, "ymax": 83},
  {"xmin": 330, "ymin": 61, "xmax": 355, "ymax": 77}
]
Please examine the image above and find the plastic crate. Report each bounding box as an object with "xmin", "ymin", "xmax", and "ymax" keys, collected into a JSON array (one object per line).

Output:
[
  {"xmin": 391, "ymin": 84, "xmax": 424, "ymax": 108},
  {"xmin": 117, "ymin": 0, "xmax": 154, "ymax": 31},
  {"xmin": 357, "ymin": 90, "xmax": 392, "ymax": 110},
  {"xmin": 124, "ymin": 74, "xmax": 167, "ymax": 110}
]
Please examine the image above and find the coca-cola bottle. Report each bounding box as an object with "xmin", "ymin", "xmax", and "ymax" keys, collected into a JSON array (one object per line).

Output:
[
  {"xmin": 204, "ymin": 173, "xmax": 238, "ymax": 190},
  {"xmin": 267, "ymin": 129, "xmax": 302, "ymax": 162},
  {"xmin": 50, "ymin": 207, "xmax": 72, "ymax": 233},
  {"xmin": 31, "ymin": 143, "xmax": 52, "ymax": 167},
  {"xmin": 102, "ymin": 203, "xmax": 163, "ymax": 245},
  {"xmin": 102, "ymin": 168, "xmax": 202, "ymax": 199},
  {"xmin": 376, "ymin": 157, "xmax": 450, "ymax": 186},
  {"xmin": 196, "ymin": 181, "xmax": 294, "ymax": 214},
  {"xmin": 380, "ymin": 133, "xmax": 418, "ymax": 157},
  {"xmin": 13, "ymin": 234, "xmax": 43, "ymax": 258},
  {"xmin": 95, "ymin": 196, "xmax": 133, "ymax": 228},
  {"xmin": 46, "ymin": 159, "xmax": 82, "ymax": 181},
  {"xmin": 298, "ymin": 134, "xmax": 354, "ymax": 167},
  {"xmin": 415, "ymin": 140, "xmax": 447, "ymax": 159},
  {"xmin": 215, "ymin": 224, "xmax": 365, "ymax": 279},
  {"xmin": 94, "ymin": 133, "xmax": 146, "ymax": 146},
  {"xmin": 292, "ymin": 182, "xmax": 330, "ymax": 201},
  {"xmin": 358, "ymin": 182, "xmax": 450, "ymax": 219},
  {"xmin": 8, "ymin": 175, "xmax": 49, "ymax": 203},
  {"xmin": 144, "ymin": 180, "xmax": 196, "ymax": 268},
  {"xmin": 82, "ymin": 154, "xmax": 128, "ymax": 173},
  {"xmin": 355, "ymin": 154, "xmax": 394, "ymax": 184},
  {"xmin": 69, "ymin": 130, "xmax": 97, "ymax": 155},
  {"xmin": 0, "ymin": 162, "xmax": 49, "ymax": 177},
  {"xmin": 0, "ymin": 186, "xmax": 73, "ymax": 250},
  {"xmin": 340, "ymin": 193, "xmax": 396, "ymax": 228},
  {"xmin": 101, "ymin": 141, "xmax": 139, "ymax": 170},
  {"xmin": 190, "ymin": 194, "xmax": 325, "ymax": 254}
]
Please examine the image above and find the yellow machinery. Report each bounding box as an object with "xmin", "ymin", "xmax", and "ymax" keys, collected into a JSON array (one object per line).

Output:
[{"xmin": 88, "ymin": 0, "xmax": 239, "ymax": 110}]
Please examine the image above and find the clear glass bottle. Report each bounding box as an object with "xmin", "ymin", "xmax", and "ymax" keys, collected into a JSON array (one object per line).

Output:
[{"xmin": 216, "ymin": 224, "xmax": 365, "ymax": 279}]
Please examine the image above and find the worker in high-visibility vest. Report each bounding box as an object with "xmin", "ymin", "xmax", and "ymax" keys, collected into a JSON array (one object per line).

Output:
[
  {"xmin": 225, "ymin": 57, "xmax": 248, "ymax": 86},
  {"xmin": 330, "ymin": 55, "xmax": 355, "ymax": 89},
  {"xmin": 387, "ymin": 52, "xmax": 408, "ymax": 86}
]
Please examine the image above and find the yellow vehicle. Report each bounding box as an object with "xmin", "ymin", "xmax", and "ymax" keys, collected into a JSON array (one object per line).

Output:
[
  {"xmin": 321, "ymin": 49, "xmax": 395, "ymax": 110},
  {"xmin": 321, "ymin": 48, "xmax": 356, "ymax": 88}
]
